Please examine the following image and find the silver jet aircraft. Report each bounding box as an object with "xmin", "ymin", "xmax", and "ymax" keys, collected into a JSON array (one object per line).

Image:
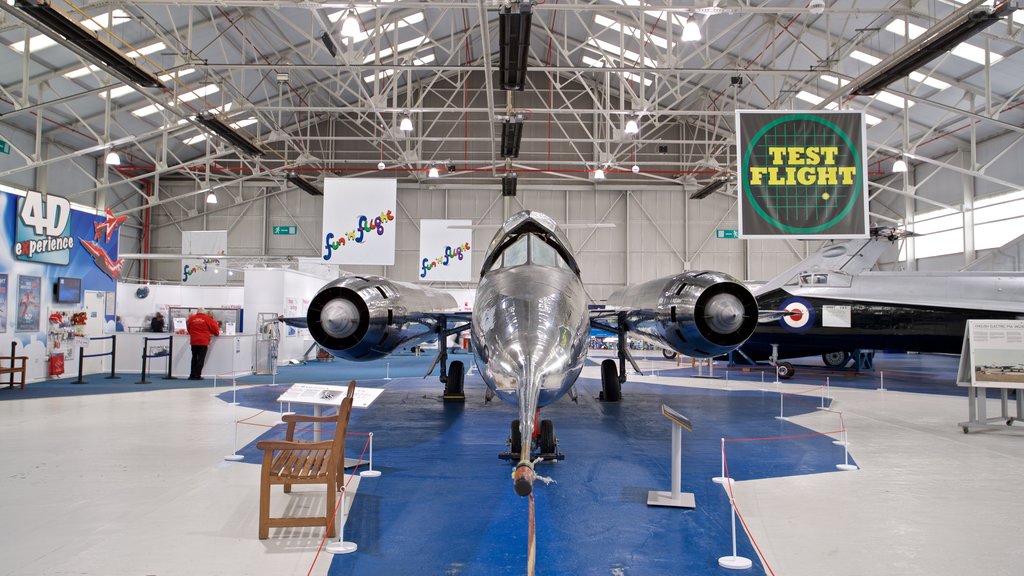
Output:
[{"xmin": 303, "ymin": 210, "xmax": 759, "ymax": 496}]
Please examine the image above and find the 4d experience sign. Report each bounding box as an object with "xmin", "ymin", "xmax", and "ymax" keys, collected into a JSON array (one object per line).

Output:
[{"xmin": 737, "ymin": 111, "xmax": 869, "ymax": 239}]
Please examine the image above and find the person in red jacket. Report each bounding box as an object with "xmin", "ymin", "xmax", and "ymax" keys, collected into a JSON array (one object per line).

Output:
[{"xmin": 187, "ymin": 308, "xmax": 220, "ymax": 380}]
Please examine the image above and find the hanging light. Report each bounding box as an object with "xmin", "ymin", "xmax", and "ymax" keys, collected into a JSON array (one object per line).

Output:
[
  {"xmin": 682, "ymin": 16, "xmax": 702, "ymax": 42},
  {"xmin": 631, "ymin": 164, "xmax": 640, "ymax": 174},
  {"xmin": 624, "ymin": 117, "xmax": 639, "ymax": 135},
  {"xmin": 428, "ymin": 165, "xmax": 440, "ymax": 178},
  {"xmin": 377, "ymin": 161, "xmax": 386, "ymax": 170},
  {"xmin": 892, "ymin": 157, "xmax": 908, "ymax": 173},
  {"xmin": 399, "ymin": 114, "xmax": 414, "ymax": 132},
  {"xmin": 593, "ymin": 168, "xmax": 606, "ymax": 180},
  {"xmin": 206, "ymin": 190, "xmax": 218, "ymax": 204},
  {"xmin": 104, "ymin": 150, "xmax": 121, "ymax": 166},
  {"xmin": 340, "ymin": 9, "xmax": 360, "ymax": 38}
]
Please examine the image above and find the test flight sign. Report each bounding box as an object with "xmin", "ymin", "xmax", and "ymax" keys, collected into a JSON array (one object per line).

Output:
[{"xmin": 737, "ymin": 111, "xmax": 868, "ymax": 239}]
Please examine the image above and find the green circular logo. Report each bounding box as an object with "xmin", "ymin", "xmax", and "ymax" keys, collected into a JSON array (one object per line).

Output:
[{"xmin": 742, "ymin": 114, "xmax": 861, "ymax": 234}]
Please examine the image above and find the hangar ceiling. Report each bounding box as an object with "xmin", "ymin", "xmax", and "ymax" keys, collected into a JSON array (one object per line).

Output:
[{"xmin": 0, "ymin": 0, "xmax": 1022, "ymax": 226}]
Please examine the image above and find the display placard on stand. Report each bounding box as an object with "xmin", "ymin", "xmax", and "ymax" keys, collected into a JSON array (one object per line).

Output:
[
  {"xmin": 957, "ymin": 319, "xmax": 1024, "ymax": 433},
  {"xmin": 277, "ymin": 383, "xmax": 384, "ymax": 409}
]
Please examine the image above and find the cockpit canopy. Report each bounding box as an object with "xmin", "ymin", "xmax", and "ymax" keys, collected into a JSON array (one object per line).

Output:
[{"xmin": 479, "ymin": 211, "xmax": 580, "ymax": 277}]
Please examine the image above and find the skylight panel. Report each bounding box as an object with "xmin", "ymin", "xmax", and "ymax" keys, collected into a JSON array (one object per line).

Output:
[
  {"xmin": 231, "ymin": 117, "xmax": 258, "ymax": 129},
  {"xmin": 132, "ymin": 102, "xmax": 165, "ymax": 117},
  {"xmin": 883, "ymin": 19, "xmax": 1003, "ymax": 64},
  {"xmin": 327, "ymin": 0, "xmax": 398, "ymax": 21},
  {"xmin": 621, "ymin": 71, "xmax": 653, "ymax": 86},
  {"xmin": 849, "ymin": 50, "xmax": 951, "ymax": 90},
  {"xmin": 363, "ymin": 35, "xmax": 427, "ymax": 63},
  {"xmin": 10, "ymin": 10, "xmax": 129, "ymax": 53},
  {"xmin": 820, "ymin": 76, "xmax": 913, "ymax": 108},
  {"xmin": 593, "ymin": 14, "xmax": 668, "ymax": 50},
  {"xmin": 362, "ymin": 53, "xmax": 436, "ymax": 82},
  {"xmin": 98, "ymin": 68, "xmax": 196, "ymax": 100},
  {"xmin": 183, "ymin": 133, "xmax": 208, "ymax": 146},
  {"xmin": 585, "ymin": 37, "xmax": 657, "ymax": 68},
  {"xmin": 132, "ymin": 84, "xmax": 219, "ymax": 117},
  {"xmin": 796, "ymin": 91, "xmax": 881, "ymax": 125}
]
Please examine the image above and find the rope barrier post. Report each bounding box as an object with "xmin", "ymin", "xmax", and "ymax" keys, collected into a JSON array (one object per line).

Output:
[
  {"xmin": 878, "ymin": 370, "xmax": 885, "ymax": 391},
  {"xmin": 819, "ymin": 377, "xmax": 827, "ymax": 410},
  {"xmin": 135, "ymin": 337, "xmax": 151, "ymax": 384},
  {"xmin": 325, "ymin": 484, "xmax": 358, "ymax": 554},
  {"xmin": 211, "ymin": 373, "xmax": 219, "ymax": 397},
  {"xmin": 718, "ymin": 490, "xmax": 753, "ymax": 570},
  {"xmin": 106, "ymin": 335, "xmax": 119, "ymax": 379},
  {"xmin": 224, "ymin": 393, "xmax": 244, "ymax": 461},
  {"xmin": 712, "ymin": 438, "xmax": 732, "ymax": 485},
  {"xmin": 8, "ymin": 342, "xmax": 15, "ymax": 388},
  {"xmin": 836, "ymin": 428, "xmax": 858, "ymax": 471},
  {"xmin": 230, "ymin": 376, "xmax": 240, "ymax": 406},
  {"xmin": 775, "ymin": 389, "xmax": 789, "ymax": 421},
  {"xmin": 162, "ymin": 335, "xmax": 177, "ymax": 380},
  {"xmin": 384, "ymin": 362, "xmax": 391, "ymax": 381},
  {"xmin": 74, "ymin": 351, "xmax": 86, "ymax": 384},
  {"xmin": 359, "ymin": 432, "xmax": 382, "ymax": 478}
]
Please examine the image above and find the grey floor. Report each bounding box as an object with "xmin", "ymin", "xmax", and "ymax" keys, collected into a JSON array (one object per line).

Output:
[{"xmin": 2, "ymin": 359, "xmax": 1023, "ymax": 576}]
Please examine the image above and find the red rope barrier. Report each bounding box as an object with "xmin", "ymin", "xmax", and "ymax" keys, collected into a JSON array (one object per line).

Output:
[
  {"xmin": 304, "ymin": 434, "xmax": 372, "ymax": 576},
  {"xmin": 722, "ymin": 452, "xmax": 776, "ymax": 576}
]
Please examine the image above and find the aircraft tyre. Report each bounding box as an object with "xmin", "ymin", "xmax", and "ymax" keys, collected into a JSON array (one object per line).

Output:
[
  {"xmin": 539, "ymin": 419, "xmax": 556, "ymax": 454},
  {"xmin": 600, "ymin": 359, "xmax": 622, "ymax": 401},
  {"xmin": 510, "ymin": 419, "xmax": 523, "ymax": 455},
  {"xmin": 777, "ymin": 362, "xmax": 795, "ymax": 379},
  {"xmin": 444, "ymin": 360, "xmax": 465, "ymax": 400},
  {"xmin": 822, "ymin": 351, "xmax": 851, "ymax": 368},
  {"xmin": 662, "ymin": 349, "xmax": 678, "ymax": 360}
]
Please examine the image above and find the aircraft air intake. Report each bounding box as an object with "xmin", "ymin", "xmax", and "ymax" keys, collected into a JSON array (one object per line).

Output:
[
  {"xmin": 306, "ymin": 275, "xmax": 457, "ymax": 361},
  {"xmin": 607, "ymin": 271, "xmax": 759, "ymax": 358}
]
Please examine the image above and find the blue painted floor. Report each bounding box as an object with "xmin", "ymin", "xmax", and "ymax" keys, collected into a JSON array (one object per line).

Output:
[{"xmin": 223, "ymin": 353, "xmax": 873, "ymax": 576}]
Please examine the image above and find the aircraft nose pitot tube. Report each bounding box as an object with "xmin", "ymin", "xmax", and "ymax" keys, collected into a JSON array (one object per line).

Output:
[
  {"xmin": 607, "ymin": 271, "xmax": 759, "ymax": 358},
  {"xmin": 306, "ymin": 275, "xmax": 456, "ymax": 361}
]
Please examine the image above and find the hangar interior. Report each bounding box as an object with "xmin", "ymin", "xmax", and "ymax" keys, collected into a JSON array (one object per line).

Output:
[{"xmin": 2, "ymin": 1, "xmax": 1024, "ymax": 575}]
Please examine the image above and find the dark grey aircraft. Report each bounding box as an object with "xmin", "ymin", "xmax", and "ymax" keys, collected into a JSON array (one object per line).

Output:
[{"xmin": 303, "ymin": 210, "xmax": 758, "ymax": 496}]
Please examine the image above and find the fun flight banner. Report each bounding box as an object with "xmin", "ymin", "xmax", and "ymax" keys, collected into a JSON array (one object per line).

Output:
[
  {"xmin": 322, "ymin": 178, "xmax": 397, "ymax": 265},
  {"xmin": 418, "ymin": 219, "xmax": 472, "ymax": 282},
  {"xmin": 737, "ymin": 110, "xmax": 869, "ymax": 239},
  {"xmin": 181, "ymin": 230, "xmax": 226, "ymax": 285}
]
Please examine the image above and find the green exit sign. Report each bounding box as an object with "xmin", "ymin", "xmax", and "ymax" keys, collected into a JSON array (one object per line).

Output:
[
  {"xmin": 272, "ymin": 225, "xmax": 297, "ymax": 235},
  {"xmin": 716, "ymin": 229, "xmax": 738, "ymax": 239},
  {"xmin": 0, "ymin": 140, "xmax": 9, "ymax": 154}
]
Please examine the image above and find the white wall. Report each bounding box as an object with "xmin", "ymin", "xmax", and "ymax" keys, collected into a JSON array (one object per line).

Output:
[
  {"xmin": 242, "ymin": 268, "xmax": 331, "ymax": 363},
  {"xmin": 115, "ymin": 282, "xmax": 244, "ymax": 331}
]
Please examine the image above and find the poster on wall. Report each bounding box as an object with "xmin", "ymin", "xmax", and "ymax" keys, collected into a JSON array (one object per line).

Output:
[
  {"xmin": 321, "ymin": 178, "xmax": 397, "ymax": 265},
  {"xmin": 736, "ymin": 110, "xmax": 868, "ymax": 239},
  {"xmin": 181, "ymin": 230, "xmax": 227, "ymax": 285},
  {"xmin": 0, "ymin": 273, "xmax": 7, "ymax": 333},
  {"xmin": 15, "ymin": 275, "xmax": 41, "ymax": 332},
  {"xmin": 418, "ymin": 220, "xmax": 473, "ymax": 282}
]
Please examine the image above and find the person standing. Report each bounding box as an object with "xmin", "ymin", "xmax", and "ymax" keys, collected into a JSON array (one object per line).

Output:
[
  {"xmin": 149, "ymin": 312, "xmax": 165, "ymax": 333},
  {"xmin": 187, "ymin": 308, "xmax": 220, "ymax": 380}
]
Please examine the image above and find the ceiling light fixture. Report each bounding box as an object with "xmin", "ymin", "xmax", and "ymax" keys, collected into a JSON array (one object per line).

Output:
[
  {"xmin": 624, "ymin": 116, "xmax": 639, "ymax": 135},
  {"xmin": 593, "ymin": 168, "xmax": 606, "ymax": 180},
  {"xmin": 892, "ymin": 157, "xmax": 908, "ymax": 173},
  {"xmin": 502, "ymin": 173, "xmax": 518, "ymax": 197},
  {"xmin": 399, "ymin": 114, "xmax": 414, "ymax": 132},
  {"xmin": 681, "ymin": 16, "xmax": 702, "ymax": 42},
  {"xmin": 500, "ymin": 114, "xmax": 525, "ymax": 158},
  {"xmin": 206, "ymin": 190, "xmax": 218, "ymax": 204},
  {"xmin": 340, "ymin": 9, "xmax": 360, "ymax": 38},
  {"xmin": 631, "ymin": 164, "xmax": 640, "ymax": 174},
  {"xmin": 428, "ymin": 165, "xmax": 439, "ymax": 178},
  {"xmin": 377, "ymin": 161, "xmax": 386, "ymax": 170},
  {"xmin": 104, "ymin": 150, "xmax": 121, "ymax": 166}
]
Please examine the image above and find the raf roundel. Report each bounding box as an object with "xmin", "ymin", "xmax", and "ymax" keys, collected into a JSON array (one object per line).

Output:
[{"xmin": 780, "ymin": 298, "xmax": 814, "ymax": 332}]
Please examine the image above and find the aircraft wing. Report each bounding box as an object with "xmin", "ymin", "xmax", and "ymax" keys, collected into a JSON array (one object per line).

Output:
[{"xmin": 592, "ymin": 270, "xmax": 759, "ymax": 358}]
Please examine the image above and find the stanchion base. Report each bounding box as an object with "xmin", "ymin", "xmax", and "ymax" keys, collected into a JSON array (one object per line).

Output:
[
  {"xmin": 712, "ymin": 477, "xmax": 734, "ymax": 485},
  {"xmin": 134, "ymin": 380, "xmax": 151, "ymax": 385},
  {"xmin": 105, "ymin": 375, "xmax": 120, "ymax": 380},
  {"xmin": 163, "ymin": 376, "xmax": 178, "ymax": 380},
  {"xmin": 326, "ymin": 541, "xmax": 358, "ymax": 555},
  {"xmin": 228, "ymin": 402, "xmax": 240, "ymax": 406},
  {"xmin": 877, "ymin": 387, "xmax": 885, "ymax": 391},
  {"xmin": 718, "ymin": 555, "xmax": 752, "ymax": 570},
  {"xmin": 359, "ymin": 470, "xmax": 381, "ymax": 478},
  {"xmin": 836, "ymin": 463, "xmax": 858, "ymax": 471},
  {"xmin": 774, "ymin": 416, "xmax": 790, "ymax": 421},
  {"xmin": 224, "ymin": 454, "xmax": 244, "ymax": 461},
  {"xmin": 832, "ymin": 440, "xmax": 848, "ymax": 446},
  {"xmin": 647, "ymin": 490, "xmax": 695, "ymax": 508},
  {"xmin": 72, "ymin": 381, "xmax": 86, "ymax": 385}
]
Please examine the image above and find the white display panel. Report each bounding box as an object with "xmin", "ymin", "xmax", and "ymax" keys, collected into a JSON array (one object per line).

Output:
[
  {"xmin": 965, "ymin": 319, "xmax": 1024, "ymax": 388},
  {"xmin": 418, "ymin": 219, "xmax": 473, "ymax": 282},
  {"xmin": 321, "ymin": 178, "xmax": 397, "ymax": 265},
  {"xmin": 181, "ymin": 230, "xmax": 227, "ymax": 285}
]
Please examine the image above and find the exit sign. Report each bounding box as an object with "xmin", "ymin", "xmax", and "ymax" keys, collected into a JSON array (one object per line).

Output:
[
  {"xmin": 272, "ymin": 225, "xmax": 297, "ymax": 235},
  {"xmin": 0, "ymin": 140, "xmax": 9, "ymax": 154},
  {"xmin": 716, "ymin": 229, "xmax": 738, "ymax": 239}
]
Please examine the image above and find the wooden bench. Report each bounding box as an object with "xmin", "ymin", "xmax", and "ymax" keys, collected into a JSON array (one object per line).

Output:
[
  {"xmin": 256, "ymin": 380, "xmax": 357, "ymax": 539},
  {"xmin": 1, "ymin": 343, "xmax": 28, "ymax": 390}
]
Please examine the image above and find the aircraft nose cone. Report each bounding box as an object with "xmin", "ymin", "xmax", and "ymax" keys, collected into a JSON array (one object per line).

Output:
[
  {"xmin": 321, "ymin": 298, "xmax": 359, "ymax": 338},
  {"xmin": 703, "ymin": 292, "xmax": 745, "ymax": 334}
]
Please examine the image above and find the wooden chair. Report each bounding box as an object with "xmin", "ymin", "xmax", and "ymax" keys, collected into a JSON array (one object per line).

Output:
[
  {"xmin": 1, "ymin": 343, "xmax": 28, "ymax": 390},
  {"xmin": 256, "ymin": 380, "xmax": 357, "ymax": 540}
]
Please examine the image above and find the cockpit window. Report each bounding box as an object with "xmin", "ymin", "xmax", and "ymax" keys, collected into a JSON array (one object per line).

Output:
[
  {"xmin": 501, "ymin": 235, "xmax": 528, "ymax": 268},
  {"xmin": 530, "ymin": 235, "xmax": 563, "ymax": 268}
]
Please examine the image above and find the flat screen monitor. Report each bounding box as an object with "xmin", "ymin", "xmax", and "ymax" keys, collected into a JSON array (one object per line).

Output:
[{"xmin": 55, "ymin": 277, "xmax": 82, "ymax": 303}]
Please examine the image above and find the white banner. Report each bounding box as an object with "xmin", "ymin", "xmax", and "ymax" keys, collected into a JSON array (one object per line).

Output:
[
  {"xmin": 418, "ymin": 219, "xmax": 473, "ymax": 282},
  {"xmin": 321, "ymin": 178, "xmax": 397, "ymax": 265},
  {"xmin": 181, "ymin": 230, "xmax": 227, "ymax": 285}
]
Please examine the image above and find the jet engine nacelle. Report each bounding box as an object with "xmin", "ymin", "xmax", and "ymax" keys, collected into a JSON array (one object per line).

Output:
[
  {"xmin": 306, "ymin": 275, "xmax": 457, "ymax": 361},
  {"xmin": 607, "ymin": 271, "xmax": 758, "ymax": 358}
]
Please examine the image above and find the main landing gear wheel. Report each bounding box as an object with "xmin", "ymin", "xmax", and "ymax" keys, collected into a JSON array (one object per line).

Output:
[
  {"xmin": 443, "ymin": 360, "xmax": 465, "ymax": 402},
  {"xmin": 777, "ymin": 362, "xmax": 795, "ymax": 380},
  {"xmin": 600, "ymin": 359, "xmax": 622, "ymax": 401},
  {"xmin": 822, "ymin": 351, "xmax": 851, "ymax": 368},
  {"xmin": 662, "ymin": 349, "xmax": 678, "ymax": 360},
  {"xmin": 539, "ymin": 419, "xmax": 556, "ymax": 455}
]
